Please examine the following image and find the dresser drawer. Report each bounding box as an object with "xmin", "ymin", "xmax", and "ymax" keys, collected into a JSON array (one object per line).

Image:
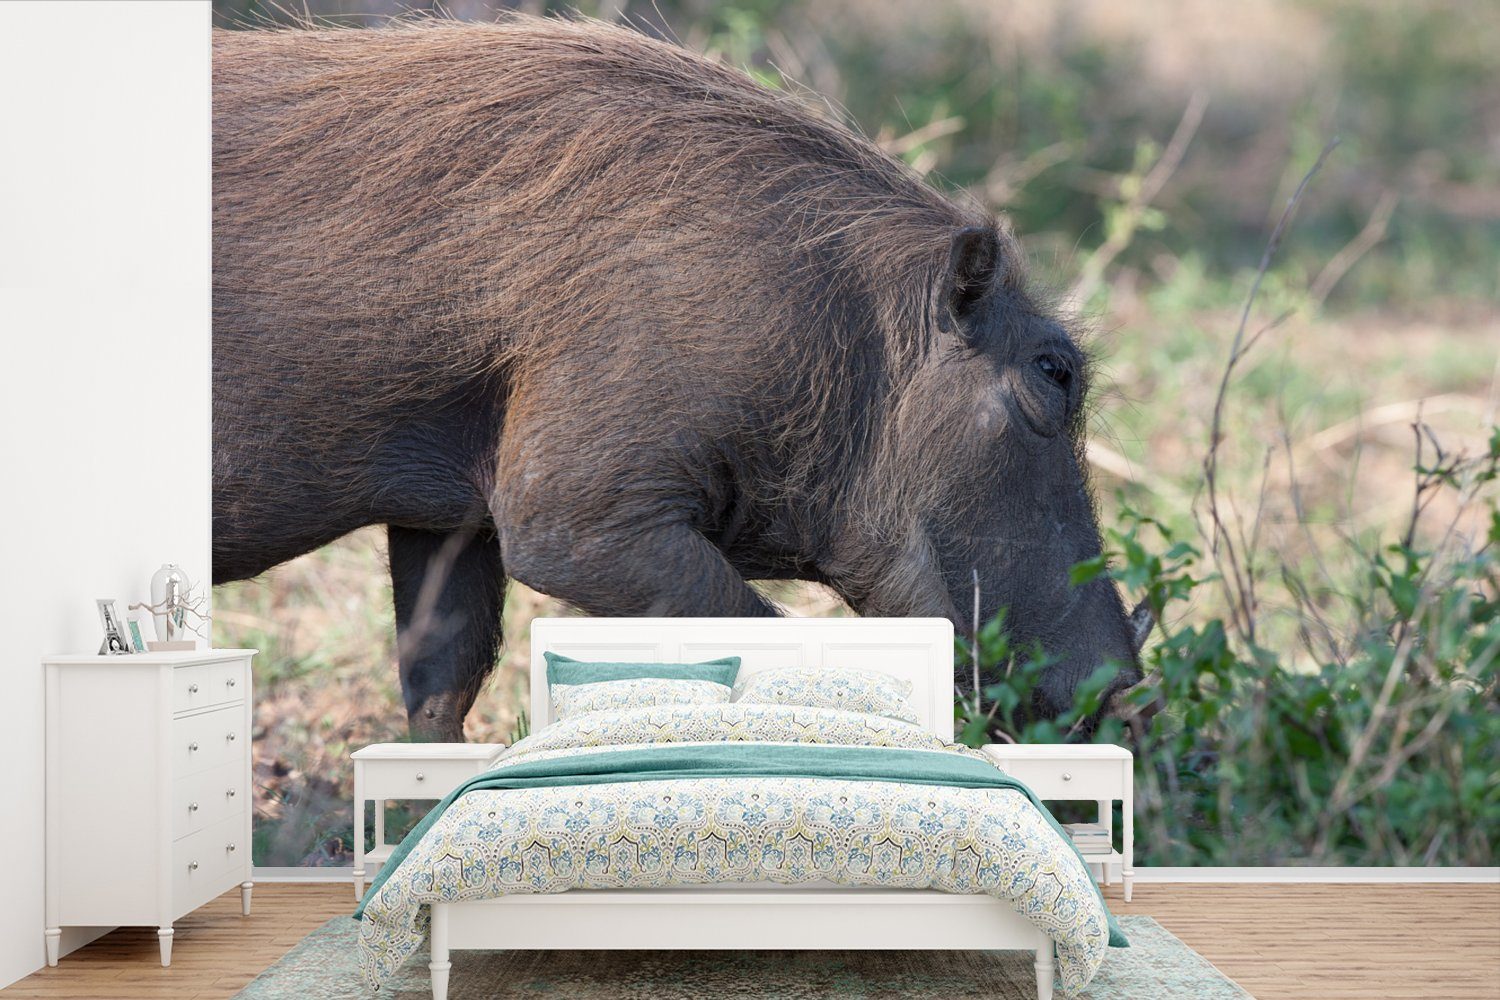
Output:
[
  {"xmin": 172, "ymin": 705, "xmax": 246, "ymax": 777},
  {"xmin": 172, "ymin": 759, "xmax": 246, "ymax": 840},
  {"xmin": 173, "ymin": 659, "xmax": 247, "ymax": 715},
  {"xmin": 172, "ymin": 812, "xmax": 245, "ymax": 918},
  {"xmin": 364, "ymin": 758, "xmax": 486, "ymax": 801},
  {"xmin": 992, "ymin": 758, "xmax": 1124, "ymax": 800}
]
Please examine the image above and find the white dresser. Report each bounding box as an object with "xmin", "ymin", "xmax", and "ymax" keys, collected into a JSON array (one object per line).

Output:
[{"xmin": 43, "ymin": 649, "xmax": 256, "ymax": 967}]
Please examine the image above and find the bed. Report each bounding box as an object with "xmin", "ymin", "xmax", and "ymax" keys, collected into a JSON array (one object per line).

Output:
[{"xmin": 355, "ymin": 617, "xmax": 1124, "ymax": 1000}]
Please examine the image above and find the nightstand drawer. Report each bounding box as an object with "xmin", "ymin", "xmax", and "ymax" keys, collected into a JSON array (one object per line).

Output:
[
  {"xmin": 363, "ymin": 759, "xmax": 486, "ymax": 800},
  {"xmin": 173, "ymin": 659, "xmax": 246, "ymax": 715},
  {"xmin": 993, "ymin": 758, "xmax": 1123, "ymax": 799}
]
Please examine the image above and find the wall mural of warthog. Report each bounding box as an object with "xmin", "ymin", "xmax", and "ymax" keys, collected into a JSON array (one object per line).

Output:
[{"xmin": 212, "ymin": 15, "xmax": 1155, "ymax": 742}]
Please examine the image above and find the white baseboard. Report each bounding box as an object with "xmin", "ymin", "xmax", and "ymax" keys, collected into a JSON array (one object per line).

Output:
[
  {"xmin": 1134, "ymin": 867, "xmax": 1499, "ymax": 883},
  {"xmin": 255, "ymin": 866, "xmax": 360, "ymax": 882},
  {"xmin": 253, "ymin": 865, "xmax": 1500, "ymax": 884}
]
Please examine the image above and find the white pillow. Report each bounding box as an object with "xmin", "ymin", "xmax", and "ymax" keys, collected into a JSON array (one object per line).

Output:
[
  {"xmin": 732, "ymin": 667, "xmax": 919, "ymax": 724},
  {"xmin": 551, "ymin": 677, "xmax": 731, "ymax": 721}
]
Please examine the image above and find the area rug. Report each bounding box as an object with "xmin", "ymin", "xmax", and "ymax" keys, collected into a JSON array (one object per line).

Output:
[{"xmin": 234, "ymin": 914, "xmax": 1252, "ymax": 999}]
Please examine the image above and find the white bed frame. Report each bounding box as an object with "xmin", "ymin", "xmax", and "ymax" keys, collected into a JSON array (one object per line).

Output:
[{"xmin": 426, "ymin": 617, "xmax": 1057, "ymax": 1000}]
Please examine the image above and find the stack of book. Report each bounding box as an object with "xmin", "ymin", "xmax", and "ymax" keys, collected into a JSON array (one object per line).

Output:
[{"xmin": 1062, "ymin": 823, "xmax": 1113, "ymax": 855}]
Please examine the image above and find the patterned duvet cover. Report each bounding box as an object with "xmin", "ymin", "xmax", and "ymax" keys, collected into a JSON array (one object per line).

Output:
[{"xmin": 356, "ymin": 703, "xmax": 1122, "ymax": 994}]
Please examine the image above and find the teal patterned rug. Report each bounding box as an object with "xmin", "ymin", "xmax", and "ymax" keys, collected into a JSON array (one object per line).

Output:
[{"xmin": 234, "ymin": 914, "xmax": 1251, "ymax": 999}]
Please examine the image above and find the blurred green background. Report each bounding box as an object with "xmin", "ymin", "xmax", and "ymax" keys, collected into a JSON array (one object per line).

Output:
[{"xmin": 213, "ymin": 0, "xmax": 1498, "ymax": 868}]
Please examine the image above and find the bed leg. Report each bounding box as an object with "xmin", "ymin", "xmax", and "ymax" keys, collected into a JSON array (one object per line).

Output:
[
  {"xmin": 429, "ymin": 903, "xmax": 450, "ymax": 1000},
  {"xmin": 1034, "ymin": 935, "xmax": 1055, "ymax": 1000}
]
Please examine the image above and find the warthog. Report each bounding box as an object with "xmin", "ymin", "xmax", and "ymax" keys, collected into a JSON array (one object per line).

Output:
[{"xmin": 213, "ymin": 16, "xmax": 1153, "ymax": 741}]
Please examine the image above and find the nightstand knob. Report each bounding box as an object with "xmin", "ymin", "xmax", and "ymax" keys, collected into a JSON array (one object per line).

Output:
[
  {"xmin": 226, "ymin": 788, "xmax": 236, "ymax": 798},
  {"xmin": 188, "ymin": 742, "xmax": 199, "ymax": 752},
  {"xmin": 1062, "ymin": 772, "xmax": 1073, "ymax": 782},
  {"xmin": 188, "ymin": 684, "xmax": 199, "ymax": 694},
  {"xmin": 188, "ymin": 861, "xmax": 199, "ymax": 871},
  {"xmin": 226, "ymin": 732, "xmax": 237, "ymax": 742},
  {"xmin": 226, "ymin": 843, "xmax": 237, "ymax": 853},
  {"xmin": 415, "ymin": 772, "xmax": 425, "ymax": 782},
  {"xmin": 226, "ymin": 677, "xmax": 237, "ymax": 687},
  {"xmin": 189, "ymin": 802, "xmax": 199, "ymax": 812}
]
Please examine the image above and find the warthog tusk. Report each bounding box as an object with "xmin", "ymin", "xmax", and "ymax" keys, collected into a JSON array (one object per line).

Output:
[
  {"xmin": 1111, "ymin": 598, "xmax": 1162, "ymax": 738},
  {"xmin": 1108, "ymin": 676, "xmax": 1159, "ymax": 719},
  {"xmin": 1108, "ymin": 676, "xmax": 1164, "ymax": 744},
  {"xmin": 1128, "ymin": 598, "xmax": 1155, "ymax": 655}
]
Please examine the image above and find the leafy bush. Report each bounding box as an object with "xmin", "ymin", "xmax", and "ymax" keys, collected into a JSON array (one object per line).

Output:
[{"xmin": 957, "ymin": 431, "xmax": 1500, "ymax": 865}]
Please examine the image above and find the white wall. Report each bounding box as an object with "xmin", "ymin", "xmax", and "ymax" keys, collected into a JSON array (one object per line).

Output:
[{"xmin": 0, "ymin": 2, "xmax": 210, "ymax": 987}]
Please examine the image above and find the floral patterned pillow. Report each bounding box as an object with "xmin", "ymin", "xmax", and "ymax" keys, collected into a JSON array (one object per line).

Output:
[
  {"xmin": 732, "ymin": 666, "xmax": 920, "ymax": 725},
  {"xmin": 544, "ymin": 653, "xmax": 740, "ymax": 721},
  {"xmin": 549, "ymin": 677, "xmax": 732, "ymax": 720}
]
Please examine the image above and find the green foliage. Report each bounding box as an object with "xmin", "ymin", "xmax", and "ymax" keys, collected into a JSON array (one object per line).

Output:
[{"xmin": 957, "ymin": 462, "xmax": 1500, "ymax": 865}]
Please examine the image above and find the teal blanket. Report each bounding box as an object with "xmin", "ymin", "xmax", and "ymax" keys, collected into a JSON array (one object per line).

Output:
[{"xmin": 354, "ymin": 742, "xmax": 1126, "ymax": 947}]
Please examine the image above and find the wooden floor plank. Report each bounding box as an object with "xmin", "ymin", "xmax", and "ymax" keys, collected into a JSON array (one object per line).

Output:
[{"xmin": 2, "ymin": 882, "xmax": 1495, "ymax": 999}]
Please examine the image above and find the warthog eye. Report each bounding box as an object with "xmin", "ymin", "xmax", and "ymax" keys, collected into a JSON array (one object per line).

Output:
[{"xmin": 1036, "ymin": 354, "xmax": 1072, "ymax": 391}]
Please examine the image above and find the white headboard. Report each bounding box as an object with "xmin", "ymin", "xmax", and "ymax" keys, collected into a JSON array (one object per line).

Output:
[{"xmin": 528, "ymin": 617, "xmax": 955, "ymax": 740}]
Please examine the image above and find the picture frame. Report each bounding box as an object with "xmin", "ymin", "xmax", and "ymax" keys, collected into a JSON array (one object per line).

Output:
[
  {"xmin": 96, "ymin": 598, "xmax": 133, "ymax": 656},
  {"xmin": 124, "ymin": 606, "xmax": 158, "ymax": 653}
]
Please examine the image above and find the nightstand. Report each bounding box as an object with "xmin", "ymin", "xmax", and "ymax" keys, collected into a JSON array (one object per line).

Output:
[
  {"xmin": 981, "ymin": 743, "xmax": 1135, "ymax": 901},
  {"xmin": 351, "ymin": 743, "xmax": 503, "ymax": 899}
]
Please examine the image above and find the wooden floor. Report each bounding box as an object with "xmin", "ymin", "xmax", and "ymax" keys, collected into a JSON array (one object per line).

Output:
[{"xmin": 4, "ymin": 881, "xmax": 1497, "ymax": 999}]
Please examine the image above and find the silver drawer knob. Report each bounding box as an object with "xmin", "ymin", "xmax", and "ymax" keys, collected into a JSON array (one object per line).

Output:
[
  {"xmin": 226, "ymin": 732, "xmax": 237, "ymax": 742},
  {"xmin": 1061, "ymin": 772, "xmax": 1073, "ymax": 782},
  {"xmin": 188, "ymin": 684, "xmax": 199, "ymax": 694},
  {"xmin": 188, "ymin": 742, "xmax": 199, "ymax": 752},
  {"xmin": 189, "ymin": 802, "xmax": 199, "ymax": 812},
  {"xmin": 188, "ymin": 861, "xmax": 199, "ymax": 871},
  {"xmin": 226, "ymin": 843, "xmax": 237, "ymax": 853},
  {"xmin": 226, "ymin": 678, "xmax": 237, "ymax": 687},
  {"xmin": 415, "ymin": 772, "xmax": 425, "ymax": 782},
  {"xmin": 226, "ymin": 788, "xmax": 236, "ymax": 798}
]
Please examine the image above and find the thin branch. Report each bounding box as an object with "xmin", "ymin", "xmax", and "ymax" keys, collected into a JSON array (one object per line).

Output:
[
  {"xmin": 971, "ymin": 568, "xmax": 982, "ymax": 717},
  {"xmin": 1309, "ymin": 189, "xmax": 1398, "ymax": 307},
  {"xmin": 1070, "ymin": 91, "xmax": 1208, "ymax": 303},
  {"xmin": 880, "ymin": 116, "xmax": 966, "ymax": 157},
  {"xmin": 1301, "ymin": 393, "xmax": 1484, "ymax": 457},
  {"xmin": 1201, "ymin": 137, "xmax": 1339, "ymax": 643},
  {"xmin": 983, "ymin": 140, "xmax": 1074, "ymax": 206}
]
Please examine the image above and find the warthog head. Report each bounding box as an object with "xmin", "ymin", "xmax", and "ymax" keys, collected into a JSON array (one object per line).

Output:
[{"xmin": 831, "ymin": 226, "xmax": 1156, "ymax": 733}]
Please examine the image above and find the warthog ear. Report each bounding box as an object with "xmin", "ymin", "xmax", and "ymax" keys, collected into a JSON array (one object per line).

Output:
[{"xmin": 944, "ymin": 226, "xmax": 1000, "ymax": 324}]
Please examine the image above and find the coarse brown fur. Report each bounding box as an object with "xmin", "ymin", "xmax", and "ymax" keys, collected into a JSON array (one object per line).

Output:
[{"xmin": 213, "ymin": 15, "xmax": 1142, "ymax": 740}]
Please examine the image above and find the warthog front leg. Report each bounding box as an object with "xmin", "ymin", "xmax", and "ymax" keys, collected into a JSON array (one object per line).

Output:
[{"xmin": 389, "ymin": 525, "xmax": 506, "ymax": 741}]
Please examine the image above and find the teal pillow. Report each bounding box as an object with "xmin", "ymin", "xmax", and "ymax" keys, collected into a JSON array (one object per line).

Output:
[
  {"xmin": 543, "ymin": 652, "xmax": 741, "ymax": 687},
  {"xmin": 543, "ymin": 653, "xmax": 743, "ymax": 721}
]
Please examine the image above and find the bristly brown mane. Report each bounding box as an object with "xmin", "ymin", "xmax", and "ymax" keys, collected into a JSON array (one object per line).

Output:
[
  {"xmin": 214, "ymin": 13, "xmax": 998, "ymax": 522},
  {"xmin": 214, "ymin": 15, "xmax": 989, "ymax": 355}
]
